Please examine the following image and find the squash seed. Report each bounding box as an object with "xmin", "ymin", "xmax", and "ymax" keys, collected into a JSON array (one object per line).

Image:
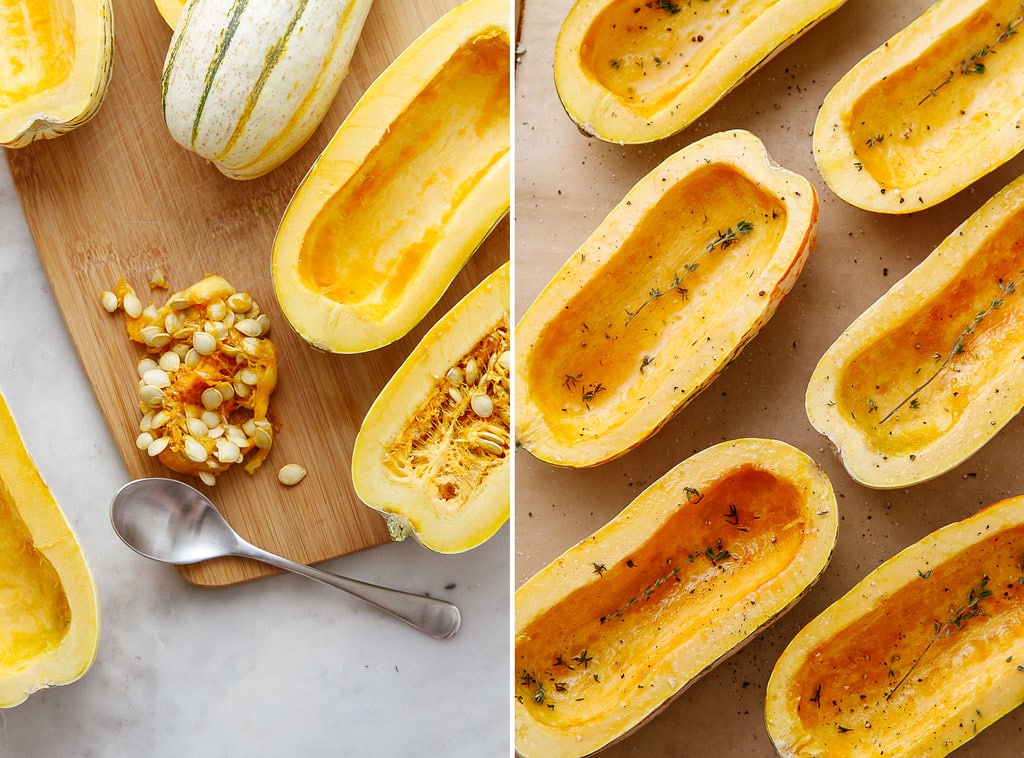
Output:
[
  {"xmin": 122, "ymin": 291, "xmax": 143, "ymax": 318},
  {"xmin": 192, "ymin": 331, "xmax": 217, "ymax": 355},
  {"xmin": 471, "ymin": 393, "xmax": 493, "ymax": 418},
  {"xmin": 277, "ymin": 463, "xmax": 307, "ymax": 486},
  {"xmin": 183, "ymin": 436, "xmax": 208, "ymax": 463},
  {"xmin": 139, "ymin": 385, "xmax": 165, "ymax": 408},
  {"xmin": 147, "ymin": 436, "xmax": 169, "ymax": 456},
  {"xmin": 234, "ymin": 318, "xmax": 263, "ymax": 337},
  {"xmin": 142, "ymin": 368, "xmax": 171, "ymax": 388},
  {"xmin": 201, "ymin": 387, "xmax": 223, "ymax": 411},
  {"xmin": 101, "ymin": 291, "xmax": 118, "ymax": 313}
]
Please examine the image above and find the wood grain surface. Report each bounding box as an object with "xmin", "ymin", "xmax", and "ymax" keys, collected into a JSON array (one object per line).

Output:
[{"xmin": 6, "ymin": 0, "xmax": 509, "ymax": 586}]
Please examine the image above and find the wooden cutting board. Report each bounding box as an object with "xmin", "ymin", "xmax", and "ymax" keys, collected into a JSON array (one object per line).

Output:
[{"xmin": 5, "ymin": 0, "xmax": 508, "ymax": 586}]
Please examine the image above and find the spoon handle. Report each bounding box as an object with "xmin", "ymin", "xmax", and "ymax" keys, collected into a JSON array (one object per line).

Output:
[{"xmin": 235, "ymin": 543, "xmax": 461, "ymax": 639}]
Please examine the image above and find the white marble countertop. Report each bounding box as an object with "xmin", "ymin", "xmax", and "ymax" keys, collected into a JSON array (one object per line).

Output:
[{"xmin": 0, "ymin": 160, "xmax": 510, "ymax": 755}]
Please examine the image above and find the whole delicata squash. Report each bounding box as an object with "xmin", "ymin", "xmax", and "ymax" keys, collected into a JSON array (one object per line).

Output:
[
  {"xmin": 515, "ymin": 130, "xmax": 817, "ymax": 468},
  {"xmin": 0, "ymin": 0, "xmax": 114, "ymax": 148},
  {"xmin": 271, "ymin": 0, "xmax": 511, "ymax": 354},
  {"xmin": 806, "ymin": 172, "xmax": 1024, "ymax": 489},
  {"xmin": 814, "ymin": 0, "xmax": 1024, "ymax": 213},
  {"xmin": 351, "ymin": 262, "xmax": 509, "ymax": 554},
  {"xmin": 515, "ymin": 438, "xmax": 838, "ymax": 757},
  {"xmin": 767, "ymin": 493, "xmax": 1024, "ymax": 757},
  {"xmin": 554, "ymin": 0, "xmax": 846, "ymax": 144},
  {"xmin": 0, "ymin": 389, "xmax": 99, "ymax": 708}
]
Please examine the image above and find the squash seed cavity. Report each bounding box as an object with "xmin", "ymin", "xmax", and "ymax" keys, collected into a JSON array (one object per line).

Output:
[
  {"xmin": 103, "ymin": 276, "xmax": 278, "ymax": 484},
  {"xmin": 382, "ymin": 322, "xmax": 509, "ymax": 509}
]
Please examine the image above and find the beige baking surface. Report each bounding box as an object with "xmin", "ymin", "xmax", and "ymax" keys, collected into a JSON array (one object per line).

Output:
[
  {"xmin": 6, "ymin": 0, "xmax": 509, "ymax": 586},
  {"xmin": 514, "ymin": 0, "xmax": 1024, "ymax": 754}
]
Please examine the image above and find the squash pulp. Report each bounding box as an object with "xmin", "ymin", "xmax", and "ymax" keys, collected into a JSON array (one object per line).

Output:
[
  {"xmin": 515, "ymin": 438, "xmax": 838, "ymax": 757},
  {"xmin": 272, "ymin": 0, "xmax": 511, "ymax": 354},
  {"xmin": 815, "ymin": 0, "xmax": 1024, "ymax": 212}
]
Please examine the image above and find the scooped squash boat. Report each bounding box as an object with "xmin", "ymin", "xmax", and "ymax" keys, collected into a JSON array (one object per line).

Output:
[
  {"xmin": 553, "ymin": 0, "xmax": 846, "ymax": 144},
  {"xmin": 814, "ymin": 0, "xmax": 1024, "ymax": 213},
  {"xmin": 767, "ymin": 492, "xmax": 1024, "ymax": 756},
  {"xmin": 272, "ymin": 0, "xmax": 511, "ymax": 353},
  {"xmin": 0, "ymin": 390, "xmax": 99, "ymax": 707},
  {"xmin": 806, "ymin": 171, "xmax": 1024, "ymax": 489},
  {"xmin": 0, "ymin": 0, "xmax": 114, "ymax": 147},
  {"xmin": 515, "ymin": 130, "xmax": 817, "ymax": 468},
  {"xmin": 515, "ymin": 438, "xmax": 838, "ymax": 757}
]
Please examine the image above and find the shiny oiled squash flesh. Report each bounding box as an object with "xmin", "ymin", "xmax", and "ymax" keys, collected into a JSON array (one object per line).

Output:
[
  {"xmin": 515, "ymin": 438, "xmax": 838, "ymax": 757},
  {"xmin": 351, "ymin": 262, "xmax": 509, "ymax": 553},
  {"xmin": 814, "ymin": 0, "xmax": 1024, "ymax": 213},
  {"xmin": 554, "ymin": 0, "xmax": 846, "ymax": 144},
  {"xmin": 515, "ymin": 130, "xmax": 817, "ymax": 468},
  {"xmin": 161, "ymin": 0, "xmax": 373, "ymax": 179},
  {"xmin": 767, "ymin": 493, "xmax": 1024, "ymax": 756},
  {"xmin": 0, "ymin": 390, "xmax": 99, "ymax": 707},
  {"xmin": 806, "ymin": 172, "xmax": 1024, "ymax": 489},
  {"xmin": 272, "ymin": 0, "xmax": 510, "ymax": 354},
  {"xmin": 154, "ymin": 0, "xmax": 183, "ymax": 27},
  {"xmin": 0, "ymin": 0, "xmax": 114, "ymax": 148}
]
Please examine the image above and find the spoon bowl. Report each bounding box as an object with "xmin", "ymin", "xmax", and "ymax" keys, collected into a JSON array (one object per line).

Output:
[{"xmin": 110, "ymin": 478, "xmax": 461, "ymax": 639}]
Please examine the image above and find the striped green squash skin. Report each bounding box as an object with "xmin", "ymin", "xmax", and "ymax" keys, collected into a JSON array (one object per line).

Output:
[{"xmin": 161, "ymin": 0, "xmax": 372, "ymax": 180}]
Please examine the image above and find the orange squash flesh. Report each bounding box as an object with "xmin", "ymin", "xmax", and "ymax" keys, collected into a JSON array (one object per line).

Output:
[
  {"xmin": 515, "ymin": 438, "xmax": 837, "ymax": 757},
  {"xmin": 767, "ymin": 494, "xmax": 1024, "ymax": 756}
]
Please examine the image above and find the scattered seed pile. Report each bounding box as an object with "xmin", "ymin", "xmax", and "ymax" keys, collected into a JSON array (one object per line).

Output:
[
  {"xmin": 102, "ymin": 275, "xmax": 277, "ymax": 486},
  {"xmin": 382, "ymin": 321, "xmax": 510, "ymax": 510}
]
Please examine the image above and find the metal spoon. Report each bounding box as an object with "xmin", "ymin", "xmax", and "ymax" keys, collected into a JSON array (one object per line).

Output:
[{"xmin": 110, "ymin": 478, "xmax": 461, "ymax": 639}]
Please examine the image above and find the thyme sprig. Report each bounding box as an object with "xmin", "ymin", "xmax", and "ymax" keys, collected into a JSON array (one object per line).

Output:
[
  {"xmin": 600, "ymin": 565, "xmax": 682, "ymax": 623},
  {"xmin": 879, "ymin": 271, "xmax": 1024, "ymax": 424},
  {"xmin": 919, "ymin": 15, "xmax": 1020, "ymax": 104},
  {"xmin": 886, "ymin": 575, "xmax": 992, "ymax": 700},
  {"xmin": 624, "ymin": 220, "xmax": 753, "ymax": 326}
]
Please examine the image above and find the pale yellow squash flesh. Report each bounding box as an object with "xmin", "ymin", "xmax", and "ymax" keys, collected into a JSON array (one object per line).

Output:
[
  {"xmin": 767, "ymin": 494, "xmax": 1024, "ymax": 756},
  {"xmin": 0, "ymin": 390, "xmax": 99, "ymax": 708},
  {"xmin": 554, "ymin": 0, "xmax": 846, "ymax": 144},
  {"xmin": 515, "ymin": 438, "xmax": 838, "ymax": 757},
  {"xmin": 0, "ymin": 0, "xmax": 114, "ymax": 147},
  {"xmin": 815, "ymin": 0, "xmax": 1024, "ymax": 213},
  {"xmin": 273, "ymin": 0, "xmax": 511, "ymax": 353},
  {"xmin": 807, "ymin": 171, "xmax": 1024, "ymax": 488}
]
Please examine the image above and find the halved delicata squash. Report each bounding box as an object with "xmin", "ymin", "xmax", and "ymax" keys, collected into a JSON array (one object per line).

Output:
[
  {"xmin": 814, "ymin": 0, "xmax": 1024, "ymax": 213},
  {"xmin": 515, "ymin": 129, "xmax": 817, "ymax": 468},
  {"xmin": 0, "ymin": 389, "xmax": 99, "ymax": 707},
  {"xmin": 351, "ymin": 262, "xmax": 509, "ymax": 554},
  {"xmin": 0, "ymin": 0, "xmax": 114, "ymax": 148},
  {"xmin": 553, "ymin": 0, "xmax": 846, "ymax": 144},
  {"xmin": 767, "ymin": 493, "xmax": 1024, "ymax": 757},
  {"xmin": 272, "ymin": 0, "xmax": 511, "ymax": 353},
  {"xmin": 515, "ymin": 438, "xmax": 838, "ymax": 758},
  {"xmin": 806, "ymin": 172, "xmax": 1024, "ymax": 489}
]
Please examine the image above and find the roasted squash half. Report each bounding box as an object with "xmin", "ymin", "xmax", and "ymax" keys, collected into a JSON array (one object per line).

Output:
[
  {"xmin": 515, "ymin": 130, "xmax": 817, "ymax": 468},
  {"xmin": 515, "ymin": 438, "xmax": 838, "ymax": 757},
  {"xmin": 0, "ymin": 0, "xmax": 114, "ymax": 148},
  {"xmin": 806, "ymin": 172, "xmax": 1024, "ymax": 489},
  {"xmin": 0, "ymin": 389, "xmax": 99, "ymax": 707},
  {"xmin": 554, "ymin": 0, "xmax": 846, "ymax": 144},
  {"xmin": 814, "ymin": 0, "xmax": 1024, "ymax": 213},
  {"xmin": 272, "ymin": 0, "xmax": 511, "ymax": 354},
  {"xmin": 767, "ymin": 493, "xmax": 1024, "ymax": 756},
  {"xmin": 351, "ymin": 262, "xmax": 509, "ymax": 554}
]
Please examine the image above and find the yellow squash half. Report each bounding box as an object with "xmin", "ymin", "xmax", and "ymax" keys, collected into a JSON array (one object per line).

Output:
[
  {"xmin": 767, "ymin": 493, "xmax": 1024, "ymax": 756},
  {"xmin": 351, "ymin": 262, "xmax": 509, "ymax": 553},
  {"xmin": 515, "ymin": 438, "xmax": 838, "ymax": 757},
  {"xmin": 553, "ymin": 0, "xmax": 846, "ymax": 144},
  {"xmin": 272, "ymin": 0, "xmax": 511, "ymax": 354},
  {"xmin": 806, "ymin": 172, "xmax": 1024, "ymax": 489},
  {"xmin": 0, "ymin": 389, "xmax": 99, "ymax": 707},
  {"xmin": 0, "ymin": 0, "xmax": 114, "ymax": 148},
  {"xmin": 814, "ymin": 0, "xmax": 1024, "ymax": 213},
  {"xmin": 515, "ymin": 129, "xmax": 817, "ymax": 468}
]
